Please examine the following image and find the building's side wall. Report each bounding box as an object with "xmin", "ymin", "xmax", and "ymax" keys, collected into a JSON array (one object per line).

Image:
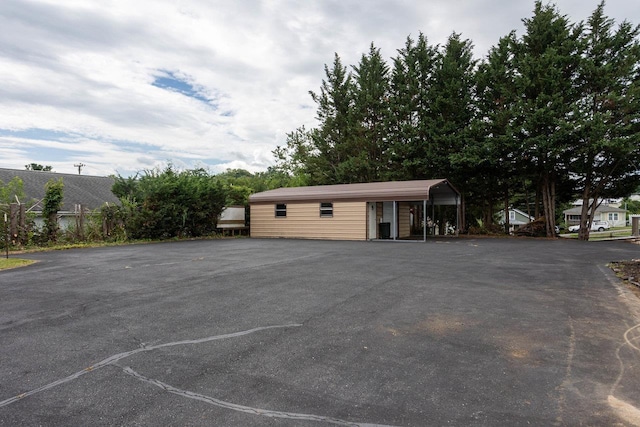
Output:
[
  {"xmin": 598, "ymin": 211, "xmax": 626, "ymax": 227},
  {"xmin": 565, "ymin": 210, "xmax": 626, "ymax": 228},
  {"xmin": 514, "ymin": 211, "xmax": 532, "ymax": 225},
  {"xmin": 250, "ymin": 201, "xmax": 367, "ymax": 240}
]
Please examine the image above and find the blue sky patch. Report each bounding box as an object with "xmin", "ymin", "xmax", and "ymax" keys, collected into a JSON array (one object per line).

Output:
[
  {"xmin": 0, "ymin": 128, "xmax": 75, "ymax": 141},
  {"xmin": 25, "ymin": 146, "xmax": 75, "ymax": 161},
  {"xmin": 152, "ymin": 70, "xmax": 216, "ymax": 106}
]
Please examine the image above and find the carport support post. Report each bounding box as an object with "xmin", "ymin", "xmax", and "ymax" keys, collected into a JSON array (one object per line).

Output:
[
  {"xmin": 456, "ymin": 194, "xmax": 460, "ymax": 236},
  {"xmin": 423, "ymin": 199, "xmax": 427, "ymax": 242},
  {"xmin": 432, "ymin": 199, "xmax": 435, "ymax": 235},
  {"xmin": 393, "ymin": 201, "xmax": 397, "ymax": 240}
]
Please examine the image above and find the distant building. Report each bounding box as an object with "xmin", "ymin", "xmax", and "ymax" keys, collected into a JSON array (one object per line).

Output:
[
  {"xmin": 497, "ymin": 208, "xmax": 535, "ymax": 233},
  {"xmin": 0, "ymin": 168, "xmax": 119, "ymax": 228},
  {"xmin": 562, "ymin": 205, "xmax": 627, "ymax": 228},
  {"xmin": 217, "ymin": 205, "xmax": 247, "ymax": 236}
]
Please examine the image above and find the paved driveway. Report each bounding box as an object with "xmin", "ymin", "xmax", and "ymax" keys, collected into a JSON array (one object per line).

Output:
[{"xmin": 1, "ymin": 238, "xmax": 640, "ymax": 426}]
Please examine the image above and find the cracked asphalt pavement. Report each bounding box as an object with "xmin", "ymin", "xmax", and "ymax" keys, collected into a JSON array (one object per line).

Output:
[{"xmin": 1, "ymin": 237, "xmax": 640, "ymax": 426}]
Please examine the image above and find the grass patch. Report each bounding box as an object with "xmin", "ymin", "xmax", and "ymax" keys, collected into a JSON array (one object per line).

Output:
[
  {"xmin": 559, "ymin": 227, "xmax": 634, "ymax": 241},
  {"xmin": 588, "ymin": 229, "xmax": 633, "ymax": 241},
  {"xmin": 0, "ymin": 258, "xmax": 36, "ymax": 271}
]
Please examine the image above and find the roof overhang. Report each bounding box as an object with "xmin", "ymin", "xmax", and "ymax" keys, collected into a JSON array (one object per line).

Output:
[{"xmin": 249, "ymin": 179, "xmax": 460, "ymax": 204}]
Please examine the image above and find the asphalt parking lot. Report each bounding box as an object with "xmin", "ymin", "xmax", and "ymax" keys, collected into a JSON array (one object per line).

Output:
[{"xmin": 1, "ymin": 237, "xmax": 640, "ymax": 426}]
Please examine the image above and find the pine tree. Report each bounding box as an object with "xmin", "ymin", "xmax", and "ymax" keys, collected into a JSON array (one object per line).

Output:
[
  {"xmin": 429, "ymin": 33, "xmax": 476, "ymax": 186},
  {"xmin": 349, "ymin": 43, "xmax": 391, "ymax": 182},
  {"xmin": 308, "ymin": 54, "xmax": 356, "ymax": 184},
  {"xmin": 462, "ymin": 33, "xmax": 519, "ymax": 228},
  {"xmin": 573, "ymin": 2, "xmax": 640, "ymax": 240},
  {"xmin": 387, "ymin": 34, "xmax": 438, "ymax": 180},
  {"xmin": 513, "ymin": 1, "xmax": 582, "ymax": 236}
]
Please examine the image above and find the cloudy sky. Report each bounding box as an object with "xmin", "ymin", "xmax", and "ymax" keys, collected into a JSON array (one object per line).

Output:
[{"xmin": 1, "ymin": 0, "xmax": 637, "ymax": 177}]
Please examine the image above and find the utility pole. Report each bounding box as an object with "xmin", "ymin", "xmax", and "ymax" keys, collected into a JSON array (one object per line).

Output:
[{"xmin": 74, "ymin": 163, "xmax": 85, "ymax": 175}]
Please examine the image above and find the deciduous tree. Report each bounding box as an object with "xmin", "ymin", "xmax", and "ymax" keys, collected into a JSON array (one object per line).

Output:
[
  {"xmin": 42, "ymin": 178, "xmax": 64, "ymax": 242},
  {"xmin": 25, "ymin": 164, "xmax": 52, "ymax": 171}
]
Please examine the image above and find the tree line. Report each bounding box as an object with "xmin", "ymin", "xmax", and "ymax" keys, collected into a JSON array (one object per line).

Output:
[{"xmin": 273, "ymin": 1, "xmax": 640, "ymax": 239}]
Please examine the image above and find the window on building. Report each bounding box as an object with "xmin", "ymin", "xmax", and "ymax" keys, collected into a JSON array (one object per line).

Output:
[
  {"xmin": 509, "ymin": 210, "xmax": 515, "ymax": 221},
  {"xmin": 275, "ymin": 203, "xmax": 287, "ymax": 217},
  {"xmin": 608, "ymin": 212, "xmax": 618, "ymax": 221},
  {"xmin": 320, "ymin": 202, "xmax": 333, "ymax": 218}
]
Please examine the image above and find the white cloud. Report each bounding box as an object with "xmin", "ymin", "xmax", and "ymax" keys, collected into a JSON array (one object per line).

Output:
[{"xmin": 0, "ymin": 0, "xmax": 637, "ymax": 176}]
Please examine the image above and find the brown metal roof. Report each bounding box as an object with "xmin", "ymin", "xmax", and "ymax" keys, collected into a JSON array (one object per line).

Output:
[{"xmin": 249, "ymin": 179, "xmax": 458, "ymax": 203}]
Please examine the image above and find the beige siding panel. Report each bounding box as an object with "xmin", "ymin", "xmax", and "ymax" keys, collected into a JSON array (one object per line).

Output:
[{"xmin": 250, "ymin": 202, "xmax": 367, "ymax": 240}]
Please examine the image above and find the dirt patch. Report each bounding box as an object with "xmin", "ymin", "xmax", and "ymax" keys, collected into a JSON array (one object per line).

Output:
[
  {"xmin": 380, "ymin": 315, "xmax": 478, "ymax": 338},
  {"xmin": 610, "ymin": 260, "xmax": 640, "ymax": 299}
]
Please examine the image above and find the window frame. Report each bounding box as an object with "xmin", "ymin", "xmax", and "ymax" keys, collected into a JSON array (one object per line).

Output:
[
  {"xmin": 275, "ymin": 203, "xmax": 287, "ymax": 218},
  {"xmin": 319, "ymin": 202, "xmax": 333, "ymax": 218}
]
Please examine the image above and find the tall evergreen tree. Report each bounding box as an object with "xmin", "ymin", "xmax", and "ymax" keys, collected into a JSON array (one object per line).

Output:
[
  {"xmin": 513, "ymin": 2, "xmax": 583, "ymax": 236},
  {"xmin": 387, "ymin": 34, "xmax": 438, "ymax": 180},
  {"xmin": 573, "ymin": 2, "xmax": 640, "ymax": 240},
  {"xmin": 350, "ymin": 43, "xmax": 391, "ymax": 182},
  {"xmin": 462, "ymin": 33, "xmax": 519, "ymax": 228},
  {"xmin": 308, "ymin": 53, "xmax": 356, "ymax": 184},
  {"xmin": 429, "ymin": 33, "xmax": 476, "ymax": 185}
]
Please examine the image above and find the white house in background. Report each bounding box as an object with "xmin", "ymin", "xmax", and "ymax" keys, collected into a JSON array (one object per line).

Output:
[
  {"xmin": 562, "ymin": 205, "xmax": 627, "ymax": 228},
  {"xmin": 497, "ymin": 208, "xmax": 534, "ymax": 233}
]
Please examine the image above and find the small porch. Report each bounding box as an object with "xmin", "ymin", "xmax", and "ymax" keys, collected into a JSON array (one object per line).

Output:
[{"xmin": 366, "ymin": 183, "xmax": 461, "ymax": 242}]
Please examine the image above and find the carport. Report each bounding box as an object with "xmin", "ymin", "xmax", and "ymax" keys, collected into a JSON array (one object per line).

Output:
[{"xmin": 249, "ymin": 179, "xmax": 461, "ymax": 241}]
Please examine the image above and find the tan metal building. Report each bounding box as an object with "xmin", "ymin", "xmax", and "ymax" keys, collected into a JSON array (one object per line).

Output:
[{"xmin": 248, "ymin": 179, "xmax": 460, "ymax": 241}]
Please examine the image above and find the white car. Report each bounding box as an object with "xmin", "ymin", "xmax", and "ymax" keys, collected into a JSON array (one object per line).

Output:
[{"xmin": 568, "ymin": 220, "xmax": 610, "ymax": 232}]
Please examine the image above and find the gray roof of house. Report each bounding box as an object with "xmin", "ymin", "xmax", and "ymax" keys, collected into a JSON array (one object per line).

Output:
[
  {"xmin": 0, "ymin": 168, "xmax": 120, "ymax": 212},
  {"xmin": 563, "ymin": 205, "xmax": 627, "ymax": 215}
]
